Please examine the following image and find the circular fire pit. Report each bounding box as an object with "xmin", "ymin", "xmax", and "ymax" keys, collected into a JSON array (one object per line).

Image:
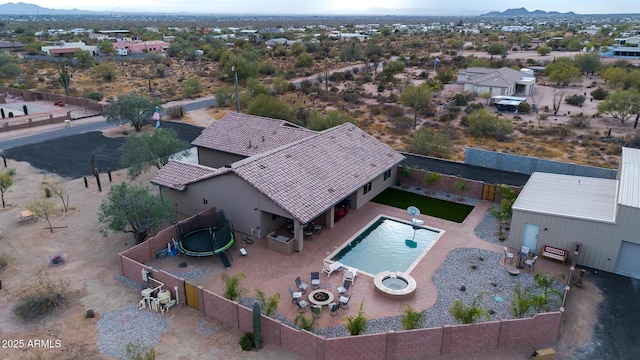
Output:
[
  {"xmin": 374, "ymin": 271, "xmax": 417, "ymax": 300},
  {"xmin": 308, "ymin": 289, "xmax": 334, "ymax": 306}
]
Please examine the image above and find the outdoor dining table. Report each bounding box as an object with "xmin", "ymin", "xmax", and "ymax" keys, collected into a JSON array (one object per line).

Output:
[{"xmin": 516, "ymin": 251, "xmax": 527, "ymax": 269}]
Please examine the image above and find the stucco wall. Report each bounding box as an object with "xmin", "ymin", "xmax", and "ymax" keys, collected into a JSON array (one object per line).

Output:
[{"xmin": 197, "ymin": 147, "xmax": 245, "ymax": 168}]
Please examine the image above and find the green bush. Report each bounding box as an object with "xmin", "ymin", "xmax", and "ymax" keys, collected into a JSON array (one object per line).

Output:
[
  {"xmin": 221, "ymin": 273, "xmax": 246, "ymax": 301},
  {"xmin": 87, "ymin": 92, "xmax": 104, "ymax": 101},
  {"xmin": 591, "ymin": 87, "xmax": 609, "ymax": 100},
  {"xmin": 401, "ymin": 303, "xmax": 425, "ymax": 330},
  {"xmin": 565, "ymin": 94, "xmax": 586, "ymax": 106},
  {"xmin": 343, "ymin": 301, "xmax": 368, "ymax": 335},
  {"xmin": 255, "ymin": 289, "xmax": 280, "ymax": 317},
  {"xmin": 239, "ymin": 332, "xmax": 254, "ymax": 351},
  {"xmin": 295, "ymin": 313, "xmax": 314, "ymax": 331}
]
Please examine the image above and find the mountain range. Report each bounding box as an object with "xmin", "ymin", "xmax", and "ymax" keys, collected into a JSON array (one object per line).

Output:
[
  {"xmin": 0, "ymin": 2, "xmax": 585, "ymax": 17},
  {"xmin": 481, "ymin": 7, "xmax": 577, "ymax": 17}
]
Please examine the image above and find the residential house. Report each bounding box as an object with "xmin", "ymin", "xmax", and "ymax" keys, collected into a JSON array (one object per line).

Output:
[
  {"xmin": 152, "ymin": 113, "xmax": 405, "ymax": 252},
  {"xmin": 41, "ymin": 41, "xmax": 98, "ymax": 56},
  {"xmin": 507, "ymin": 147, "xmax": 640, "ymax": 279},
  {"xmin": 456, "ymin": 67, "xmax": 535, "ymax": 97}
]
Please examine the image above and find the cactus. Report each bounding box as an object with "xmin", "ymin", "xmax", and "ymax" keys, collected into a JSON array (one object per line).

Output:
[
  {"xmin": 23, "ymin": 104, "xmax": 28, "ymax": 115},
  {"xmin": 1, "ymin": 108, "xmax": 4, "ymax": 118},
  {"xmin": 57, "ymin": 60, "xmax": 71, "ymax": 96},
  {"xmin": 252, "ymin": 301, "xmax": 261, "ymax": 350}
]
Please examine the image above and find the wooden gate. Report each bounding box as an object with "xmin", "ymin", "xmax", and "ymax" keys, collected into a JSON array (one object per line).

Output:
[
  {"xmin": 482, "ymin": 183, "xmax": 496, "ymax": 202},
  {"xmin": 185, "ymin": 282, "xmax": 199, "ymax": 310}
]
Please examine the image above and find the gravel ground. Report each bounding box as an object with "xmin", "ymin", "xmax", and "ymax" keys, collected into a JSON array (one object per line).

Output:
[{"xmin": 96, "ymin": 304, "xmax": 169, "ymax": 359}]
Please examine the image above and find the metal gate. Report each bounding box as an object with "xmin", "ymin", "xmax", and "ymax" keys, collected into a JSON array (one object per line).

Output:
[
  {"xmin": 482, "ymin": 184, "xmax": 496, "ymax": 201},
  {"xmin": 185, "ymin": 282, "xmax": 199, "ymax": 310}
]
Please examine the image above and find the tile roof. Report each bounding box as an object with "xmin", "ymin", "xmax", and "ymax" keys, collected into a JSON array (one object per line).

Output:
[
  {"xmin": 191, "ymin": 112, "xmax": 316, "ymax": 157},
  {"xmin": 232, "ymin": 123, "xmax": 405, "ymax": 224},
  {"xmin": 151, "ymin": 161, "xmax": 229, "ymax": 191}
]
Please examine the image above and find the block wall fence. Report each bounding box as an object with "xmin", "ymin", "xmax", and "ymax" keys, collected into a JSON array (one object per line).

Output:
[{"xmin": 119, "ymin": 207, "xmax": 567, "ymax": 359}]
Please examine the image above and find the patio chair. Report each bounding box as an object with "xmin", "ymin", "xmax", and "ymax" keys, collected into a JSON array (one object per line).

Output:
[
  {"xmin": 289, "ymin": 287, "xmax": 302, "ymax": 304},
  {"xmin": 336, "ymin": 280, "xmax": 351, "ymax": 295},
  {"xmin": 338, "ymin": 294, "xmax": 350, "ymax": 309},
  {"xmin": 521, "ymin": 245, "xmax": 530, "ymax": 255},
  {"xmin": 504, "ymin": 246, "xmax": 514, "ymax": 265},
  {"xmin": 310, "ymin": 272, "xmax": 321, "ymax": 289},
  {"xmin": 295, "ymin": 276, "xmax": 309, "ymax": 293},
  {"xmin": 297, "ymin": 299, "xmax": 309, "ymax": 313},
  {"xmin": 343, "ymin": 267, "xmax": 357, "ymax": 284},
  {"xmin": 328, "ymin": 302, "xmax": 340, "ymax": 316},
  {"xmin": 322, "ymin": 261, "xmax": 342, "ymax": 277},
  {"xmin": 525, "ymin": 255, "xmax": 539, "ymax": 272}
]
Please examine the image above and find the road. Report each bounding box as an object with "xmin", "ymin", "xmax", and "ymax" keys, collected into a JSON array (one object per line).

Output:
[{"xmin": 0, "ymin": 97, "xmax": 218, "ymax": 152}]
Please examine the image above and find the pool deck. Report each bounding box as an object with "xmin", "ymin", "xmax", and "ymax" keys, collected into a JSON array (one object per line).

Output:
[{"xmin": 151, "ymin": 199, "xmax": 568, "ymax": 329}]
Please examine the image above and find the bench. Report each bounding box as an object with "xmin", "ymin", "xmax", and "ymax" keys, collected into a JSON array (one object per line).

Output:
[{"xmin": 542, "ymin": 244, "xmax": 567, "ymax": 264}]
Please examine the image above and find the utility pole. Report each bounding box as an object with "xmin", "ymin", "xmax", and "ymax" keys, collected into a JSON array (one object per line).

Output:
[{"xmin": 232, "ymin": 65, "xmax": 240, "ymax": 113}]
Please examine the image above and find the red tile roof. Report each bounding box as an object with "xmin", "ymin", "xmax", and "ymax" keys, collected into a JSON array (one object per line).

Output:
[{"xmin": 191, "ymin": 112, "xmax": 315, "ymax": 157}]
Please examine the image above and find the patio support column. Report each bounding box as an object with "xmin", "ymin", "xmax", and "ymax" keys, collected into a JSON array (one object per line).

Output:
[
  {"xmin": 294, "ymin": 221, "xmax": 304, "ymax": 252},
  {"xmin": 326, "ymin": 208, "xmax": 335, "ymax": 229}
]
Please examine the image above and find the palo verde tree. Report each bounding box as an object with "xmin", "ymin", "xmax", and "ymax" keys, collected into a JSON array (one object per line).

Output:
[
  {"xmin": 544, "ymin": 57, "xmax": 582, "ymax": 87},
  {"xmin": 597, "ymin": 89, "xmax": 640, "ymax": 125},
  {"xmin": 0, "ymin": 170, "xmax": 14, "ymax": 208},
  {"xmin": 103, "ymin": 91, "xmax": 161, "ymax": 132},
  {"xmin": 98, "ymin": 183, "xmax": 176, "ymax": 244},
  {"xmin": 119, "ymin": 128, "xmax": 191, "ymax": 179},
  {"xmin": 26, "ymin": 195, "xmax": 57, "ymax": 233},
  {"xmin": 400, "ymin": 83, "xmax": 433, "ymax": 129}
]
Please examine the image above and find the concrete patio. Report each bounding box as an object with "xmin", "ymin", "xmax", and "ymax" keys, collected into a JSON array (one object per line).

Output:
[{"xmin": 148, "ymin": 197, "xmax": 569, "ymax": 331}]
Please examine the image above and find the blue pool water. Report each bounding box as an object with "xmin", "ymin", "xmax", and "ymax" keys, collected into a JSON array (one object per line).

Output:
[{"xmin": 330, "ymin": 216, "xmax": 442, "ymax": 276}]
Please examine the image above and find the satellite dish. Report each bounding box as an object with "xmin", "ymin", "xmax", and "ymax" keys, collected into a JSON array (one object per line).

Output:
[{"xmin": 407, "ymin": 206, "xmax": 420, "ymax": 217}]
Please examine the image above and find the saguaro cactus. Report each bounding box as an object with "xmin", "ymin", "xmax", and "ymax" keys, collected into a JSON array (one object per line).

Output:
[{"xmin": 252, "ymin": 301, "xmax": 262, "ymax": 350}]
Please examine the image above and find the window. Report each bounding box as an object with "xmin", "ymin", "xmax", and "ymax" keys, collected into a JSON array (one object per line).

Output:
[
  {"xmin": 363, "ymin": 182, "xmax": 372, "ymax": 194},
  {"xmin": 203, "ymin": 198, "xmax": 208, "ymax": 205},
  {"xmin": 383, "ymin": 169, "xmax": 392, "ymax": 181}
]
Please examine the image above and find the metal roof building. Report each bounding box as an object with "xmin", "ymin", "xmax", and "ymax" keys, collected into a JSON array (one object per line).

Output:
[{"xmin": 507, "ymin": 147, "xmax": 640, "ymax": 279}]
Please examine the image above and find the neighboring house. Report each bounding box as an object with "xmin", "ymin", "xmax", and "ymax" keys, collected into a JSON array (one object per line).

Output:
[
  {"xmin": 0, "ymin": 40, "xmax": 24, "ymax": 52},
  {"xmin": 113, "ymin": 40, "xmax": 170, "ymax": 54},
  {"xmin": 152, "ymin": 113, "xmax": 405, "ymax": 252},
  {"xmin": 456, "ymin": 67, "xmax": 535, "ymax": 97},
  {"xmin": 41, "ymin": 41, "xmax": 98, "ymax": 56},
  {"xmin": 507, "ymin": 147, "xmax": 640, "ymax": 279}
]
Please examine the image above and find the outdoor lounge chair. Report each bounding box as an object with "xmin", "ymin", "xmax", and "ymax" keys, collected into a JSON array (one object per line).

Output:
[
  {"xmin": 336, "ymin": 280, "xmax": 351, "ymax": 295},
  {"xmin": 297, "ymin": 299, "xmax": 309, "ymax": 313},
  {"xmin": 504, "ymin": 246, "xmax": 514, "ymax": 265},
  {"xmin": 310, "ymin": 272, "xmax": 321, "ymax": 289},
  {"xmin": 295, "ymin": 276, "xmax": 309, "ymax": 293},
  {"xmin": 289, "ymin": 287, "xmax": 302, "ymax": 304},
  {"xmin": 343, "ymin": 267, "xmax": 357, "ymax": 284},
  {"xmin": 525, "ymin": 255, "xmax": 539, "ymax": 272},
  {"xmin": 322, "ymin": 261, "xmax": 342, "ymax": 277}
]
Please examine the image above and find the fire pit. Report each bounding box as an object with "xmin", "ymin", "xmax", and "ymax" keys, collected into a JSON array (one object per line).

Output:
[{"xmin": 308, "ymin": 289, "xmax": 334, "ymax": 306}]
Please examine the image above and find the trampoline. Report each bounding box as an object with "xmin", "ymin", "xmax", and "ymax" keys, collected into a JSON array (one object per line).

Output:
[{"xmin": 175, "ymin": 210, "xmax": 235, "ymax": 266}]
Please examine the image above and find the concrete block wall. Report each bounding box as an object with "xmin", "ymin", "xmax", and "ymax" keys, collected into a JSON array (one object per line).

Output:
[
  {"xmin": 400, "ymin": 167, "xmax": 485, "ymax": 200},
  {"xmin": 202, "ymin": 288, "xmax": 239, "ymax": 328},
  {"xmin": 325, "ymin": 333, "xmax": 387, "ymax": 359},
  {"xmin": 498, "ymin": 312, "xmax": 563, "ymax": 347},
  {"xmin": 441, "ymin": 321, "xmax": 501, "ymax": 354},
  {"xmin": 280, "ymin": 325, "xmax": 324, "ymax": 360},
  {"xmin": 147, "ymin": 267, "xmax": 186, "ymax": 307},
  {"xmin": 387, "ymin": 328, "xmax": 443, "ymax": 359}
]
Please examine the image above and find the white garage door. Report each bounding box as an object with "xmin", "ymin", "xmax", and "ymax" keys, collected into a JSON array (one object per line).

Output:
[{"xmin": 614, "ymin": 241, "xmax": 640, "ymax": 279}]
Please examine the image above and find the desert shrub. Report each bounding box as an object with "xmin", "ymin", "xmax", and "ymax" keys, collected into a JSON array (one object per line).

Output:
[
  {"xmin": 295, "ymin": 314, "xmax": 314, "ymax": 331},
  {"xmin": 453, "ymin": 93, "xmax": 468, "ymax": 106},
  {"xmin": 342, "ymin": 89, "xmax": 360, "ymax": 103},
  {"xmin": 518, "ymin": 102, "xmax": 532, "ymax": 113},
  {"xmin": 465, "ymin": 103, "xmax": 484, "ymax": 114},
  {"xmin": 239, "ymin": 332, "xmax": 254, "ymax": 351},
  {"xmin": 390, "ymin": 117, "xmax": 413, "ymax": 134},
  {"xmin": 439, "ymin": 112, "xmax": 453, "ymax": 122},
  {"xmin": 591, "ymin": 87, "xmax": 609, "ymax": 100},
  {"xmin": 221, "ymin": 272, "xmax": 246, "ymax": 301},
  {"xmin": 329, "ymin": 72, "xmax": 346, "ymax": 83},
  {"xmin": 0, "ymin": 253, "xmax": 8, "ymax": 273},
  {"xmin": 383, "ymin": 105, "xmax": 405, "ymax": 118},
  {"xmin": 124, "ymin": 341, "xmax": 156, "ymax": 360},
  {"xmin": 344, "ymin": 301, "xmax": 368, "ymax": 335},
  {"xmin": 167, "ymin": 105, "xmax": 185, "ymax": 119},
  {"xmin": 14, "ymin": 277, "xmax": 68, "ymax": 322},
  {"xmin": 565, "ymin": 94, "xmax": 586, "ymax": 106},
  {"xmin": 87, "ymin": 92, "xmax": 103, "ymax": 101},
  {"xmin": 624, "ymin": 132, "xmax": 640, "ymax": 149},
  {"xmin": 255, "ymin": 289, "xmax": 280, "ymax": 317},
  {"xmin": 568, "ymin": 114, "xmax": 591, "ymax": 128}
]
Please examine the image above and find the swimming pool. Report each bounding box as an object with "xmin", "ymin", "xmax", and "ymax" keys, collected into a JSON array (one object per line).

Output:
[{"xmin": 329, "ymin": 215, "xmax": 443, "ymax": 276}]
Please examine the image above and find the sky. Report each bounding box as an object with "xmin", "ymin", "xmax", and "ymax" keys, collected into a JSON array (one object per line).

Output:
[{"xmin": 14, "ymin": 0, "xmax": 634, "ymax": 15}]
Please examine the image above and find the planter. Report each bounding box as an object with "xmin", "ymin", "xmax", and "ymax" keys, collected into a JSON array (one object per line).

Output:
[{"xmin": 267, "ymin": 232, "xmax": 294, "ymax": 255}]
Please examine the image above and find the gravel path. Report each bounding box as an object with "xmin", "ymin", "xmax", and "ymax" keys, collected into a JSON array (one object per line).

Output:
[{"xmin": 96, "ymin": 304, "xmax": 169, "ymax": 359}]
